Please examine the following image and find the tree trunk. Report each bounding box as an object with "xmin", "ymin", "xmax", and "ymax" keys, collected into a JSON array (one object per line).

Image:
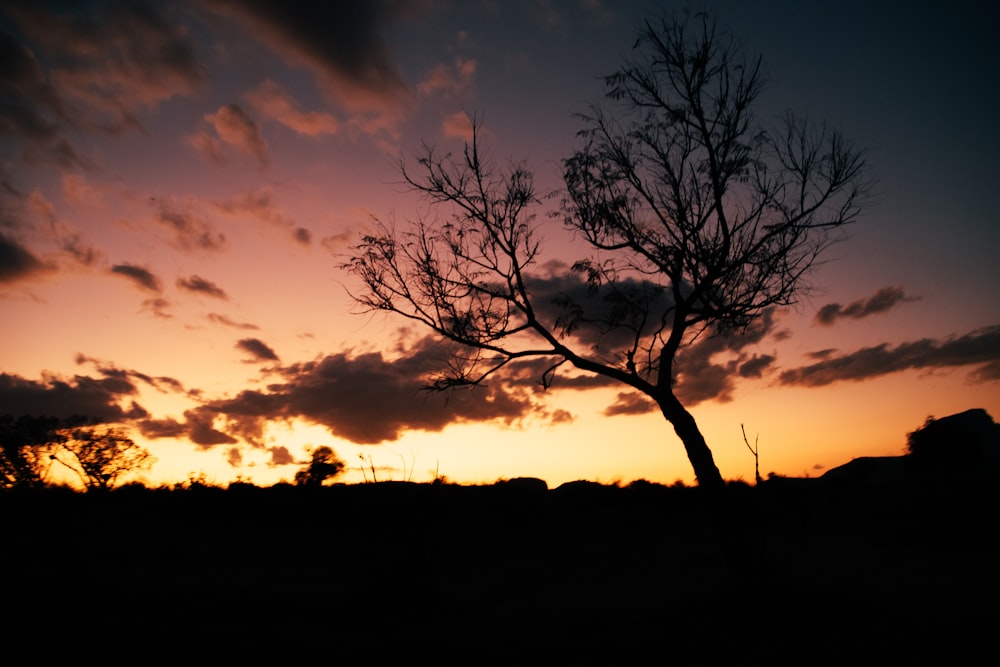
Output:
[{"xmin": 657, "ymin": 391, "xmax": 726, "ymax": 491}]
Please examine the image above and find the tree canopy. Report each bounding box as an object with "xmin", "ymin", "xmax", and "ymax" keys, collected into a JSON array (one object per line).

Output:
[{"xmin": 345, "ymin": 12, "xmax": 874, "ymax": 489}]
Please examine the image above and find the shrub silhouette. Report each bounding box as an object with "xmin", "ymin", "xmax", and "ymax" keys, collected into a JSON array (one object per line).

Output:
[{"xmin": 294, "ymin": 446, "xmax": 346, "ymax": 486}]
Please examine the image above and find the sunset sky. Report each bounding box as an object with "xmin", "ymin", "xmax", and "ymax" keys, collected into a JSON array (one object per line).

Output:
[{"xmin": 2, "ymin": 0, "xmax": 998, "ymax": 488}]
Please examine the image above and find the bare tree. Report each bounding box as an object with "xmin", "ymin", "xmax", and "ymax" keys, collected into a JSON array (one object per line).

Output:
[
  {"xmin": 345, "ymin": 12, "xmax": 873, "ymax": 490},
  {"xmin": 1, "ymin": 414, "xmax": 63, "ymax": 489},
  {"xmin": 52, "ymin": 425, "xmax": 153, "ymax": 491}
]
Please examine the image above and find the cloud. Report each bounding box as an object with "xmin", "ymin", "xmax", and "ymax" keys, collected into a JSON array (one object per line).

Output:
[
  {"xmin": 779, "ymin": 324, "xmax": 1000, "ymax": 387},
  {"xmin": 177, "ymin": 275, "xmax": 229, "ymax": 300},
  {"xmin": 441, "ymin": 110, "xmax": 474, "ymax": 141},
  {"xmin": 739, "ymin": 354, "xmax": 776, "ymax": 378},
  {"xmin": 205, "ymin": 0, "xmax": 414, "ymax": 132},
  {"xmin": 110, "ymin": 263, "xmax": 161, "ymax": 292},
  {"xmin": 60, "ymin": 173, "xmax": 104, "ymax": 208},
  {"xmin": 1, "ymin": 0, "xmax": 204, "ymax": 161},
  {"xmin": 201, "ymin": 104, "xmax": 269, "ymax": 166},
  {"xmin": 171, "ymin": 338, "xmax": 546, "ymax": 447},
  {"xmin": 671, "ymin": 309, "xmax": 780, "ymax": 406},
  {"xmin": 0, "ymin": 232, "xmax": 48, "ymax": 283},
  {"xmin": 815, "ymin": 286, "xmax": 918, "ymax": 325},
  {"xmin": 182, "ymin": 407, "xmax": 239, "ymax": 446},
  {"xmin": 268, "ymin": 445, "xmax": 295, "ymax": 466},
  {"xmin": 207, "ymin": 313, "xmax": 260, "ymax": 330},
  {"xmin": 136, "ymin": 417, "xmax": 187, "ymax": 439},
  {"xmin": 603, "ymin": 391, "xmax": 656, "ymax": 417},
  {"xmin": 185, "ymin": 131, "xmax": 227, "ymax": 164},
  {"xmin": 0, "ymin": 26, "xmax": 85, "ymax": 168},
  {"xmin": 74, "ymin": 354, "xmax": 189, "ymax": 395},
  {"xmin": 212, "ymin": 187, "xmax": 306, "ymax": 244},
  {"xmin": 236, "ymin": 338, "xmax": 280, "ymax": 362},
  {"xmin": 244, "ymin": 79, "xmax": 340, "ymax": 136},
  {"xmin": 155, "ymin": 203, "xmax": 227, "ymax": 252},
  {"xmin": 0, "ymin": 370, "xmax": 148, "ymax": 422},
  {"xmin": 214, "ymin": 187, "xmax": 289, "ymax": 224},
  {"xmin": 142, "ymin": 297, "xmax": 173, "ymax": 319},
  {"xmin": 418, "ymin": 57, "xmax": 476, "ymax": 98},
  {"xmin": 225, "ymin": 446, "xmax": 243, "ymax": 467}
]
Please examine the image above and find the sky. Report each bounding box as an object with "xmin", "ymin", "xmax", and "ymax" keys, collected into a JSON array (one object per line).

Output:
[{"xmin": 2, "ymin": 0, "xmax": 998, "ymax": 488}]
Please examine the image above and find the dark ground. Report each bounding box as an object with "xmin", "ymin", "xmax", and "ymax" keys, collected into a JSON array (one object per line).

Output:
[{"xmin": 4, "ymin": 477, "xmax": 998, "ymax": 663}]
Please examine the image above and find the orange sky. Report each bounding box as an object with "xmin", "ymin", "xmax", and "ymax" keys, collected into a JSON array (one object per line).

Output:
[{"xmin": 2, "ymin": 0, "xmax": 998, "ymax": 488}]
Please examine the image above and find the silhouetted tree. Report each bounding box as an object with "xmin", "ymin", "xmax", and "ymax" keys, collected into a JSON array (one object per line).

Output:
[
  {"xmin": 0, "ymin": 414, "xmax": 63, "ymax": 489},
  {"xmin": 294, "ymin": 446, "xmax": 346, "ymax": 487},
  {"xmin": 906, "ymin": 409, "xmax": 998, "ymax": 474},
  {"xmin": 51, "ymin": 425, "xmax": 153, "ymax": 491},
  {"xmin": 345, "ymin": 12, "xmax": 873, "ymax": 490}
]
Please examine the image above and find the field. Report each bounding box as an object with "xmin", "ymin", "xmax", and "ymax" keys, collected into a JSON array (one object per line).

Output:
[{"xmin": 5, "ymin": 477, "xmax": 998, "ymax": 662}]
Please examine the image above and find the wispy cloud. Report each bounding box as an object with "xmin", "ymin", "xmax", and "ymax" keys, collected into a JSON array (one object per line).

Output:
[
  {"xmin": 200, "ymin": 104, "xmax": 269, "ymax": 166},
  {"xmin": 236, "ymin": 338, "xmax": 279, "ymax": 362},
  {"xmin": 780, "ymin": 324, "xmax": 1000, "ymax": 387},
  {"xmin": 212, "ymin": 187, "xmax": 306, "ymax": 245},
  {"xmin": 815, "ymin": 286, "xmax": 918, "ymax": 326},
  {"xmin": 207, "ymin": 313, "xmax": 259, "ymax": 330},
  {"xmin": 177, "ymin": 275, "xmax": 229, "ymax": 300},
  {"xmin": 155, "ymin": 203, "xmax": 227, "ymax": 252},
  {"xmin": 418, "ymin": 58, "xmax": 476, "ymax": 98},
  {"xmin": 245, "ymin": 79, "xmax": 340, "ymax": 136},
  {"xmin": 205, "ymin": 0, "xmax": 414, "ymax": 135},
  {"xmin": 441, "ymin": 110, "xmax": 474, "ymax": 141},
  {"xmin": 110, "ymin": 263, "xmax": 161, "ymax": 292}
]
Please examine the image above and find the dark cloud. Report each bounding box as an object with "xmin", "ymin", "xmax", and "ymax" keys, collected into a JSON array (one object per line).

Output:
[
  {"xmin": 603, "ymin": 391, "xmax": 656, "ymax": 417},
  {"xmin": 0, "ymin": 371, "xmax": 147, "ymax": 422},
  {"xmin": 0, "ymin": 232, "xmax": 47, "ymax": 282},
  {"xmin": 170, "ymin": 340, "xmax": 545, "ymax": 447},
  {"xmin": 74, "ymin": 354, "xmax": 188, "ymax": 396},
  {"xmin": 183, "ymin": 407, "xmax": 239, "ymax": 446},
  {"xmin": 141, "ymin": 296, "xmax": 173, "ymax": 318},
  {"xmin": 293, "ymin": 227, "xmax": 311, "ymax": 245},
  {"xmin": 738, "ymin": 354, "xmax": 776, "ymax": 378},
  {"xmin": 268, "ymin": 445, "xmax": 295, "ymax": 466},
  {"xmin": 225, "ymin": 446, "xmax": 242, "ymax": 467},
  {"xmin": 672, "ymin": 309, "xmax": 780, "ymax": 405},
  {"xmin": 236, "ymin": 338, "xmax": 279, "ymax": 362},
  {"xmin": 136, "ymin": 417, "xmax": 187, "ymax": 439},
  {"xmin": 528, "ymin": 269, "xmax": 675, "ymax": 357},
  {"xmin": 206, "ymin": 0, "xmax": 412, "ymax": 117},
  {"xmin": 177, "ymin": 274, "xmax": 229, "ymax": 299},
  {"xmin": 207, "ymin": 313, "xmax": 259, "ymax": 330},
  {"xmin": 1, "ymin": 1, "xmax": 204, "ymax": 164},
  {"xmin": 815, "ymin": 286, "xmax": 918, "ymax": 326},
  {"xmin": 779, "ymin": 325, "xmax": 1000, "ymax": 387},
  {"xmin": 110, "ymin": 263, "xmax": 161, "ymax": 291},
  {"xmin": 156, "ymin": 205, "xmax": 226, "ymax": 252}
]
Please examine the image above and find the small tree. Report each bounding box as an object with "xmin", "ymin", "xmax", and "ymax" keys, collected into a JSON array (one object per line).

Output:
[
  {"xmin": 53, "ymin": 425, "xmax": 153, "ymax": 491},
  {"xmin": 345, "ymin": 12, "xmax": 873, "ymax": 490},
  {"xmin": 0, "ymin": 414, "xmax": 63, "ymax": 489},
  {"xmin": 295, "ymin": 446, "xmax": 346, "ymax": 487}
]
